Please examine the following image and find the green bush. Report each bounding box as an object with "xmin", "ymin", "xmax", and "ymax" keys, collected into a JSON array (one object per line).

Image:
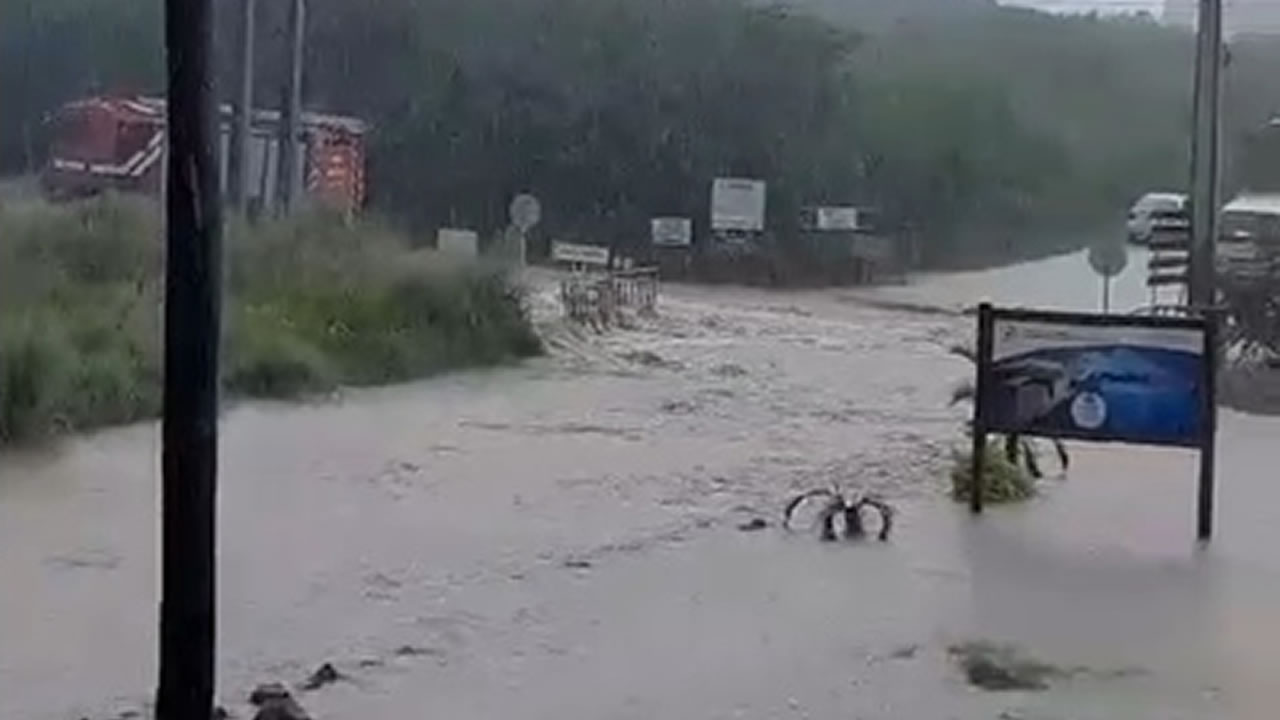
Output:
[
  {"xmin": 0, "ymin": 316, "xmax": 74, "ymax": 444},
  {"xmin": 0, "ymin": 196, "xmax": 542, "ymax": 448},
  {"xmin": 950, "ymin": 445, "xmax": 1037, "ymax": 505},
  {"xmin": 223, "ymin": 304, "xmax": 337, "ymax": 398}
]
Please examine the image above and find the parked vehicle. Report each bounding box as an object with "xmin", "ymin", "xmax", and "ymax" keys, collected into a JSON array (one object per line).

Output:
[
  {"xmin": 1127, "ymin": 192, "xmax": 1187, "ymax": 245},
  {"xmin": 41, "ymin": 95, "xmax": 368, "ymax": 216}
]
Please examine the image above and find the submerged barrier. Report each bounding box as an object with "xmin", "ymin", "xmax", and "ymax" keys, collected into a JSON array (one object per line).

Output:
[{"xmin": 559, "ymin": 266, "xmax": 659, "ymax": 328}]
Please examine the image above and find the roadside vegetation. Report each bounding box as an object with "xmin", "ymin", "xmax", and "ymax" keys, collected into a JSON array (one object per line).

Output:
[{"xmin": 0, "ymin": 195, "xmax": 540, "ymax": 447}]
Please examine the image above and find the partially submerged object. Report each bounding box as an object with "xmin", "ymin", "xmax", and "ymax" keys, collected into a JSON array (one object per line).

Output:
[{"xmin": 783, "ymin": 487, "xmax": 894, "ymax": 542}]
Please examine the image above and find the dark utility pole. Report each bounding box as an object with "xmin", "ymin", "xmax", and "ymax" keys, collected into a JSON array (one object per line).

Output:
[
  {"xmin": 157, "ymin": 0, "xmax": 222, "ymax": 715},
  {"xmin": 228, "ymin": 0, "xmax": 257, "ymax": 211},
  {"xmin": 1189, "ymin": 0, "xmax": 1224, "ymax": 309},
  {"xmin": 277, "ymin": 0, "xmax": 306, "ymax": 214}
]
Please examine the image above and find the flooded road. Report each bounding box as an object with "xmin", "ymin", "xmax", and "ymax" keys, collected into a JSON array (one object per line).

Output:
[{"xmin": 3, "ymin": 249, "xmax": 1279, "ymax": 720}]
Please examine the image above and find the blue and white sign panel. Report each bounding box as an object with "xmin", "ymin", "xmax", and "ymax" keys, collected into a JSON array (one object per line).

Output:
[{"xmin": 979, "ymin": 309, "xmax": 1211, "ymax": 448}]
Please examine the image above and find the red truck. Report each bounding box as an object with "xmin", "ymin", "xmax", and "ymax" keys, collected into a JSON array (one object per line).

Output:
[{"xmin": 41, "ymin": 94, "xmax": 368, "ymax": 216}]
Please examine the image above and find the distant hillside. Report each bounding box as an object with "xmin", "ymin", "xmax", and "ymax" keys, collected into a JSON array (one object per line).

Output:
[{"xmin": 779, "ymin": 0, "xmax": 996, "ymax": 29}]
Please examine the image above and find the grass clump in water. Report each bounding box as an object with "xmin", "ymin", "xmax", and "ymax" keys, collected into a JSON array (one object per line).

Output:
[
  {"xmin": 950, "ymin": 445, "xmax": 1037, "ymax": 504},
  {"xmin": 948, "ymin": 641, "xmax": 1061, "ymax": 692},
  {"xmin": 0, "ymin": 195, "xmax": 541, "ymax": 447}
]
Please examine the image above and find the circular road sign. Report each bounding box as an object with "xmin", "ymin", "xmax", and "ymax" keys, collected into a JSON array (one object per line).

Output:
[
  {"xmin": 1088, "ymin": 242, "xmax": 1128, "ymax": 278},
  {"xmin": 509, "ymin": 194, "xmax": 542, "ymax": 231}
]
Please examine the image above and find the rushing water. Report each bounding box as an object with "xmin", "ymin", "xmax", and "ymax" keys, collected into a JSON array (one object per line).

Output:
[{"xmin": 2, "ymin": 250, "xmax": 1278, "ymax": 720}]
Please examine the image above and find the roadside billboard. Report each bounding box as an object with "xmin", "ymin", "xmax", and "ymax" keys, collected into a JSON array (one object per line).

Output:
[
  {"xmin": 437, "ymin": 228, "xmax": 479, "ymax": 258},
  {"xmin": 815, "ymin": 206, "xmax": 860, "ymax": 231},
  {"xmin": 651, "ymin": 217, "xmax": 693, "ymax": 247},
  {"xmin": 711, "ymin": 178, "xmax": 766, "ymax": 232},
  {"xmin": 551, "ymin": 241, "xmax": 610, "ymax": 267},
  {"xmin": 970, "ymin": 305, "xmax": 1219, "ymax": 537},
  {"xmin": 979, "ymin": 310, "xmax": 1209, "ymax": 447}
]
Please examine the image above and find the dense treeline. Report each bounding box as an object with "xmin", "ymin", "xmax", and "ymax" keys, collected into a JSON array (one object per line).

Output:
[{"xmin": 4, "ymin": 0, "xmax": 1280, "ymax": 267}]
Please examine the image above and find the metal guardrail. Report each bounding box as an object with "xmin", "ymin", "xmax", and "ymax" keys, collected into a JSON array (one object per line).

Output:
[
  {"xmin": 608, "ymin": 267, "xmax": 659, "ymax": 315},
  {"xmin": 559, "ymin": 266, "xmax": 659, "ymax": 328}
]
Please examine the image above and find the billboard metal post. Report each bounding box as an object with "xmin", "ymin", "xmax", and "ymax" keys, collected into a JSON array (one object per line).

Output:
[
  {"xmin": 971, "ymin": 303, "xmax": 994, "ymax": 515},
  {"xmin": 1198, "ymin": 310, "xmax": 1219, "ymax": 541},
  {"xmin": 157, "ymin": 0, "xmax": 223, "ymax": 714}
]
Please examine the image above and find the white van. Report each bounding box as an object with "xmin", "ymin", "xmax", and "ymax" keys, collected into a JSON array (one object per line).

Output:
[{"xmin": 1127, "ymin": 192, "xmax": 1187, "ymax": 245}]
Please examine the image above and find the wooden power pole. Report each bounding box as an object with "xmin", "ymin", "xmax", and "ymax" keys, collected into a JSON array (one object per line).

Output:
[{"xmin": 156, "ymin": 0, "xmax": 223, "ymax": 714}]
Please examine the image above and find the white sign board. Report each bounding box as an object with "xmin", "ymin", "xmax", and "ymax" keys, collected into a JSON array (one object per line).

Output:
[
  {"xmin": 651, "ymin": 217, "xmax": 693, "ymax": 247},
  {"xmin": 551, "ymin": 241, "xmax": 610, "ymax": 267},
  {"xmin": 510, "ymin": 193, "xmax": 542, "ymax": 231},
  {"xmin": 1088, "ymin": 242, "xmax": 1128, "ymax": 278},
  {"xmin": 711, "ymin": 178, "xmax": 766, "ymax": 232},
  {"xmin": 437, "ymin": 228, "xmax": 479, "ymax": 258},
  {"xmin": 816, "ymin": 206, "xmax": 861, "ymax": 231}
]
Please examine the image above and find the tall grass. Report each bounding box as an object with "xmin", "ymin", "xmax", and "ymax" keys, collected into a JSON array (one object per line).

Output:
[{"xmin": 0, "ymin": 195, "xmax": 540, "ymax": 447}]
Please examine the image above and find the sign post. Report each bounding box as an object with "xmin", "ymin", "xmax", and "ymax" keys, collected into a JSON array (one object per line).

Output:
[
  {"xmin": 971, "ymin": 304, "xmax": 1218, "ymax": 540},
  {"xmin": 509, "ymin": 193, "xmax": 542, "ymax": 267},
  {"xmin": 1088, "ymin": 241, "xmax": 1128, "ymax": 313}
]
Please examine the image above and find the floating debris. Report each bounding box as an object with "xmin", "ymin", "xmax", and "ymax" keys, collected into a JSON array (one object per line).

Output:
[
  {"xmin": 619, "ymin": 349, "xmax": 682, "ymax": 370},
  {"xmin": 711, "ymin": 363, "xmax": 749, "ymax": 378},
  {"xmin": 562, "ymin": 558, "xmax": 594, "ymax": 570},
  {"xmin": 301, "ymin": 662, "xmax": 343, "ymax": 691},
  {"xmin": 660, "ymin": 398, "xmax": 699, "ymax": 415},
  {"xmin": 948, "ymin": 642, "xmax": 1060, "ymax": 692},
  {"xmin": 394, "ymin": 644, "xmax": 439, "ymax": 658},
  {"xmin": 783, "ymin": 487, "xmax": 894, "ymax": 542},
  {"xmin": 888, "ymin": 644, "xmax": 919, "ymax": 661},
  {"xmin": 737, "ymin": 518, "xmax": 769, "ymax": 532},
  {"xmin": 249, "ymin": 683, "xmax": 311, "ymax": 720}
]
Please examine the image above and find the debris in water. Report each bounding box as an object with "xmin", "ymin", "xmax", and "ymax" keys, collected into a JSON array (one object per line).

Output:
[
  {"xmin": 948, "ymin": 641, "xmax": 1060, "ymax": 692},
  {"xmin": 737, "ymin": 517, "xmax": 769, "ymax": 532},
  {"xmin": 712, "ymin": 363, "xmax": 749, "ymax": 378},
  {"xmin": 301, "ymin": 662, "xmax": 343, "ymax": 690},
  {"xmin": 619, "ymin": 349, "xmax": 682, "ymax": 370},
  {"xmin": 249, "ymin": 683, "xmax": 291, "ymax": 706},
  {"xmin": 888, "ymin": 644, "xmax": 920, "ymax": 661},
  {"xmin": 249, "ymin": 683, "xmax": 312, "ymax": 720},
  {"xmin": 783, "ymin": 487, "xmax": 894, "ymax": 542},
  {"xmin": 394, "ymin": 644, "xmax": 441, "ymax": 658},
  {"xmin": 660, "ymin": 398, "xmax": 699, "ymax": 415},
  {"xmin": 563, "ymin": 558, "xmax": 594, "ymax": 570}
]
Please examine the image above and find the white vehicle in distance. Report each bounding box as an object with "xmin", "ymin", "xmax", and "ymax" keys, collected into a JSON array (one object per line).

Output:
[{"xmin": 1127, "ymin": 192, "xmax": 1187, "ymax": 245}]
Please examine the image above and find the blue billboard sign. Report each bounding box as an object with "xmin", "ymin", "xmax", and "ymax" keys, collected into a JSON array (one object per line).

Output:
[
  {"xmin": 969, "ymin": 305, "xmax": 1219, "ymax": 538},
  {"xmin": 979, "ymin": 310, "xmax": 1210, "ymax": 447}
]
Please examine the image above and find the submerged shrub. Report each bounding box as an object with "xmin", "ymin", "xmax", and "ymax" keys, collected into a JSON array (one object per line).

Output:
[{"xmin": 950, "ymin": 446, "xmax": 1037, "ymax": 504}]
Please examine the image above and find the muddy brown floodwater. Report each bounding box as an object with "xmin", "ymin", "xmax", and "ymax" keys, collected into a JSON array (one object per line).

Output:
[{"xmin": 3, "ymin": 250, "xmax": 1280, "ymax": 720}]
